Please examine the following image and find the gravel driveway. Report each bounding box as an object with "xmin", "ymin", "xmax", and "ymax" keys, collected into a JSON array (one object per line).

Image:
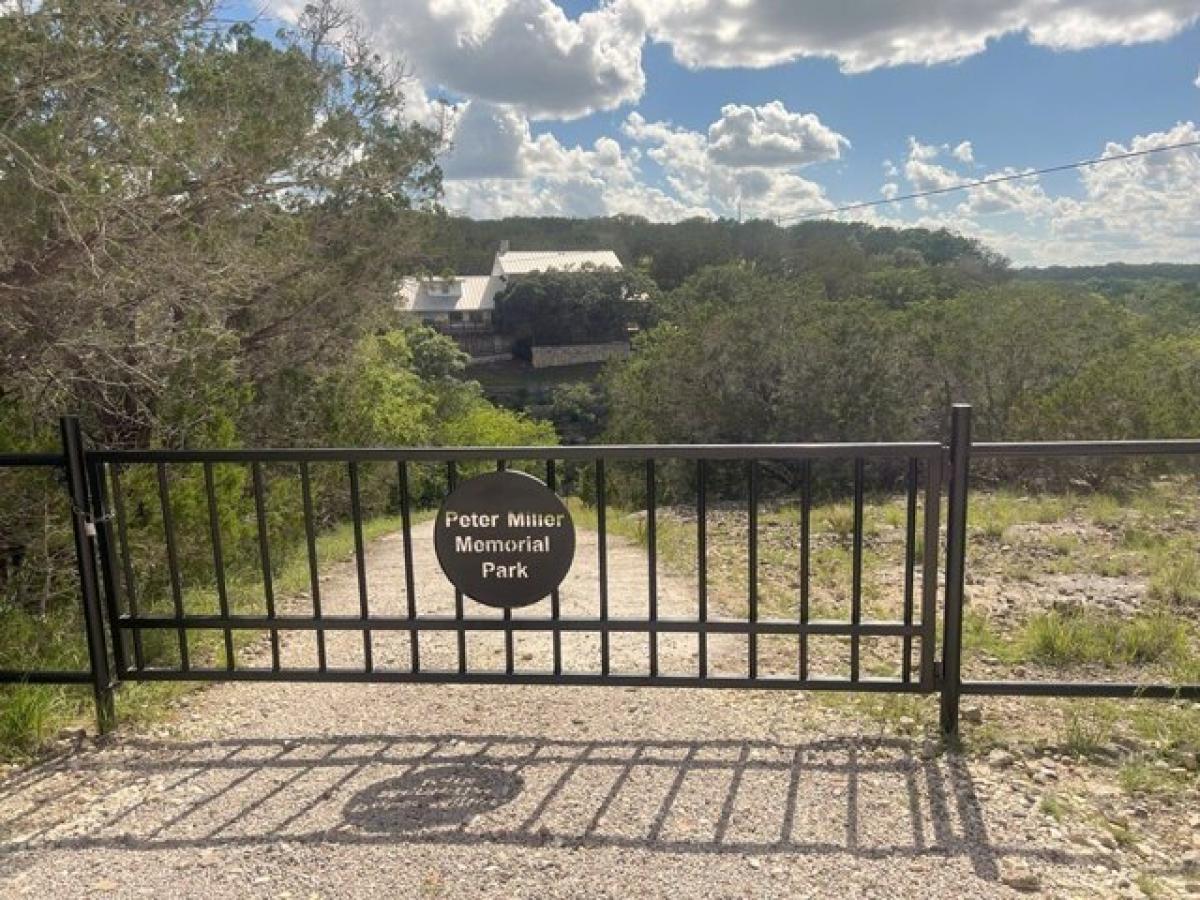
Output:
[{"xmin": 0, "ymin": 523, "xmax": 1162, "ymax": 898}]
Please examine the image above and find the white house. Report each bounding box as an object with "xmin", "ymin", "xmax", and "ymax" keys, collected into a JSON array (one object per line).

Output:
[
  {"xmin": 395, "ymin": 275, "xmax": 502, "ymax": 329},
  {"xmin": 396, "ymin": 242, "xmax": 623, "ymax": 331}
]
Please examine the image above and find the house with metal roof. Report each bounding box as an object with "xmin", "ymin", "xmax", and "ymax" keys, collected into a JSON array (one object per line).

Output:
[
  {"xmin": 492, "ymin": 247, "xmax": 623, "ymax": 278},
  {"xmin": 396, "ymin": 242, "xmax": 623, "ymax": 333},
  {"xmin": 395, "ymin": 275, "xmax": 502, "ymax": 330}
]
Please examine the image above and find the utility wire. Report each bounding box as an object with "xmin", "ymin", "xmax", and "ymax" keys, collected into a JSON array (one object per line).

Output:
[{"xmin": 777, "ymin": 138, "xmax": 1200, "ymax": 223}]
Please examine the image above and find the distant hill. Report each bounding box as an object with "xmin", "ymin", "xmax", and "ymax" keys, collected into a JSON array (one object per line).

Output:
[
  {"xmin": 1017, "ymin": 263, "xmax": 1200, "ymax": 283},
  {"xmin": 432, "ymin": 215, "xmax": 1009, "ymax": 293}
]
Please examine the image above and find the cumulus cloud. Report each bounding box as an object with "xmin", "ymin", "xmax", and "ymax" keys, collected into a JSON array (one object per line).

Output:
[
  {"xmin": 624, "ymin": 110, "xmax": 832, "ymax": 219},
  {"xmin": 632, "ymin": 0, "xmax": 1200, "ymax": 72},
  {"xmin": 952, "ymin": 141, "xmax": 975, "ymax": 163},
  {"xmin": 705, "ymin": 102, "xmax": 849, "ymax": 167},
  {"xmin": 438, "ymin": 103, "xmax": 708, "ymax": 220},
  {"xmin": 872, "ymin": 123, "xmax": 1200, "ymax": 264},
  {"xmin": 903, "ymin": 138, "xmax": 963, "ymax": 192},
  {"xmin": 317, "ymin": 0, "xmax": 647, "ymax": 120},
  {"xmin": 443, "ymin": 101, "xmax": 838, "ymax": 222}
]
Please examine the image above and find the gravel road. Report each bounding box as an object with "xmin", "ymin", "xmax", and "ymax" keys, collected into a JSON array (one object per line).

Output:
[{"xmin": 0, "ymin": 522, "xmax": 1179, "ymax": 898}]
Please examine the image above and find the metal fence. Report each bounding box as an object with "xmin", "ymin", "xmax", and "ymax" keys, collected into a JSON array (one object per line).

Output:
[{"xmin": 1, "ymin": 407, "xmax": 1197, "ymax": 738}]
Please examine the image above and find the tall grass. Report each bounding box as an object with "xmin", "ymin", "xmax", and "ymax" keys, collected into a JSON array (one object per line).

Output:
[{"xmin": 1020, "ymin": 609, "xmax": 1188, "ymax": 667}]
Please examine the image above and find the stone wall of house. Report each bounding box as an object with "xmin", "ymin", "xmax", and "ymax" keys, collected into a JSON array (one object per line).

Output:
[{"xmin": 530, "ymin": 342, "xmax": 630, "ymax": 369}]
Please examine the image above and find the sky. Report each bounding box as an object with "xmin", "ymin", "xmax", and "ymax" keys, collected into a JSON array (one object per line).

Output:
[{"xmin": 244, "ymin": 1, "xmax": 1200, "ymax": 266}]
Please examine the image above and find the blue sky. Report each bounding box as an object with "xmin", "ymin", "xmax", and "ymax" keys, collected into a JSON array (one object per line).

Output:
[{"xmin": 245, "ymin": 1, "xmax": 1200, "ymax": 264}]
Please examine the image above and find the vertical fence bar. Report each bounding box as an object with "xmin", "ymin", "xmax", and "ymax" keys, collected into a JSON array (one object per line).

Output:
[
  {"xmin": 348, "ymin": 462, "xmax": 373, "ymax": 672},
  {"xmin": 397, "ymin": 461, "xmax": 418, "ymax": 673},
  {"xmin": 919, "ymin": 452, "xmax": 943, "ymax": 693},
  {"xmin": 448, "ymin": 462, "xmax": 467, "ymax": 673},
  {"xmin": 646, "ymin": 459, "xmax": 658, "ymax": 678},
  {"xmin": 203, "ymin": 462, "xmax": 235, "ymax": 671},
  {"xmin": 850, "ymin": 457, "xmax": 864, "ymax": 682},
  {"xmin": 301, "ymin": 462, "xmax": 327, "ymax": 672},
  {"xmin": 157, "ymin": 462, "xmax": 190, "ymax": 671},
  {"xmin": 60, "ymin": 417, "xmax": 115, "ymax": 733},
  {"xmin": 109, "ymin": 463, "xmax": 144, "ymax": 670},
  {"xmin": 596, "ymin": 459, "xmax": 610, "ymax": 677},
  {"xmin": 940, "ymin": 405, "xmax": 972, "ymax": 737},
  {"xmin": 799, "ymin": 459, "xmax": 811, "ymax": 681},
  {"xmin": 747, "ymin": 460, "xmax": 759, "ymax": 679},
  {"xmin": 496, "ymin": 459, "xmax": 514, "ymax": 675},
  {"xmin": 697, "ymin": 459, "xmax": 708, "ymax": 679},
  {"xmin": 547, "ymin": 460, "xmax": 563, "ymax": 676},
  {"xmin": 901, "ymin": 457, "xmax": 918, "ymax": 683},
  {"xmin": 251, "ymin": 462, "xmax": 280, "ymax": 671},
  {"xmin": 87, "ymin": 457, "xmax": 127, "ymax": 677}
]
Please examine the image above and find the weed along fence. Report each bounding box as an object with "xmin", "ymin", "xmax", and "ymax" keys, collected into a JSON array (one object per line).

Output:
[{"xmin": 2, "ymin": 407, "xmax": 1198, "ymax": 739}]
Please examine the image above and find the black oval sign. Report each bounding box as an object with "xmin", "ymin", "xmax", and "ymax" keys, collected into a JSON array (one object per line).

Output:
[{"xmin": 434, "ymin": 470, "xmax": 575, "ymax": 609}]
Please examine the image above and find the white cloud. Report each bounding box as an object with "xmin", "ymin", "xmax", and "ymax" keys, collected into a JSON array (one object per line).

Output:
[
  {"xmin": 440, "ymin": 100, "xmax": 838, "ymax": 222},
  {"xmin": 439, "ymin": 103, "xmax": 708, "ymax": 220},
  {"xmin": 952, "ymin": 141, "xmax": 975, "ymax": 163},
  {"xmin": 273, "ymin": 2, "xmax": 1197, "ymax": 125},
  {"xmin": 705, "ymin": 101, "xmax": 849, "ymax": 167},
  {"xmin": 305, "ymin": 0, "xmax": 647, "ymax": 120},
  {"xmin": 1194, "ymin": 65, "xmax": 1200, "ymax": 87},
  {"xmin": 870, "ymin": 123, "xmax": 1200, "ymax": 264},
  {"xmin": 633, "ymin": 1, "xmax": 1200, "ymax": 72},
  {"xmin": 903, "ymin": 138, "xmax": 963, "ymax": 192},
  {"xmin": 624, "ymin": 110, "xmax": 832, "ymax": 219}
]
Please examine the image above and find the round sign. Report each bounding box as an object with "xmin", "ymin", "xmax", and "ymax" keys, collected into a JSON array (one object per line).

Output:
[{"xmin": 434, "ymin": 470, "xmax": 575, "ymax": 609}]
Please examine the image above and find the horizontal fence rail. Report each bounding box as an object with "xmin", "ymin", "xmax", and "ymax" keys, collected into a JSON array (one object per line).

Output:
[{"xmin": 1, "ymin": 411, "xmax": 1197, "ymax": 738}]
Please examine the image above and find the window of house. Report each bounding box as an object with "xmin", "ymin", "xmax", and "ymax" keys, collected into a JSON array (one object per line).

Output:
[{"xmin": 448, "ymin": 311, "xmax": 463, "ymax": 322}]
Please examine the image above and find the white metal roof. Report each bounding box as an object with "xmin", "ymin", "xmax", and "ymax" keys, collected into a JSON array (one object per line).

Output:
[
  {"xmin": 396, "ymin": 276, "xmax": 503, "ymax": 313},
  {"xmin": 493, "ymin": 250, "xmax": 622, "ymax": 277}
]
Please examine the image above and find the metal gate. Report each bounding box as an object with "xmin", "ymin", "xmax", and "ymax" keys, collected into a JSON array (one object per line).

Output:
[{"xmin": 3, "ymin": 406, "xmax": 1197, "ymax": 738}]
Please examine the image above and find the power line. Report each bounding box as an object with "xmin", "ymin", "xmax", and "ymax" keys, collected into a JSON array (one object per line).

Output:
[{"xmin": 776, "ymin": 138, "xmax": 1200, "ymax": 223}]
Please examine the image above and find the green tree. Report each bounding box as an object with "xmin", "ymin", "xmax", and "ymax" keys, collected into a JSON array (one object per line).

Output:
[{"xmin": 492, "ymin": 268, "xmax": 660, "ymax": 350}]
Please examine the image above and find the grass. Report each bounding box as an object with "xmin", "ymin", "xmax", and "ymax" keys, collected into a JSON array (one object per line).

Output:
[
  {"xmin": 1019, "ymin": 609, "xmax": 1188, "ymax": 668},
  {"xmin": 1061, "ymin": 701, "xmax": 1118, "ymax": 756},
  {"xmin": 1147, "ymin": 540, "xmax": 1200, "ymax": 608},
  {"xmin": 1135, "ymin": 873, "xmax": 1166, "ymax": 899},
  {"xmin": 1119, "ymin": 758, "xmax": 1185, "ymax": 795},
  {"xmin": 969, "ymin": 491, "xmax": 1067, "ymax": 541},
  {"xmin": 1039, "ymin": 793, "xmax": 1068, "ymax": 822},
  {"xmin": 0, "ymin": 685, "xmax": 68, "ymax": 757}
]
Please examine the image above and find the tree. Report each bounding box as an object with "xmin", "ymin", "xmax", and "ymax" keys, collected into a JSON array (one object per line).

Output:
[
  {"xmin": 904, "ymin": 285, "xmax": 1139, "ymax": 439},
  {"xmin": 0, "ymin": 0, "xmax": 445, "ymax": 448},
  {"xmin": 492, "ymin": 268, "xmax": 660, "ymax": 350}
]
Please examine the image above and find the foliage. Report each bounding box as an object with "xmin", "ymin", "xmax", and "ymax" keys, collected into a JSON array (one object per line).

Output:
[
  {"xmin": 606, "ymin": 267, "xmax": 921, "ymax": 447},
  {"xmin": 436, "ymin": 215, "xmax": 1008, "ymax": 294},
  {"xmin": 1018, "ymin": 337, "xmax": 1200, "ymax": 440},
  {"xmin": 492, "ymin": 269, "xmax": 660, "ymax": 350},
  {"xmin": 0, "ymin": 0, "xmax": 444, "ymax": 448}
]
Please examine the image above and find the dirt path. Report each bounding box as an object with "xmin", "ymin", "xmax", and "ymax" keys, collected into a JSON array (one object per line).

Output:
[{"xmin": 0, "ymin": 525, "xmax": 1183, "ymax": 898}]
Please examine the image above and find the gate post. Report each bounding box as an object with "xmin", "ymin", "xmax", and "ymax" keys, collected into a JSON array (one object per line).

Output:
[
  {"xmin": 939, "ymin": 404, "xmax": 972, "ymax": 739},
  {"xmin": 60, "ymin": 416, "xmax": 116, "ymax": 734}
]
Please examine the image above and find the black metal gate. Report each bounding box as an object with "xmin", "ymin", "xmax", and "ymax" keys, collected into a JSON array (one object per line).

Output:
[{"xmin": 3, "ymin": 406, "xmax": 1197, "ymax": 738}]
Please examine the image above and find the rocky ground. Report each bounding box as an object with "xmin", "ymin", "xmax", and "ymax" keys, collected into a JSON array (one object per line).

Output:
[{"xmin": 1, "ymin": 517, "xmax": 1198, "ymax": 898}]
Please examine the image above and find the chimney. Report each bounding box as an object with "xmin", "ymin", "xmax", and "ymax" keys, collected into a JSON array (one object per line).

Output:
[{"xmin": 499, "ymin": 240, "xmax": 510, "ymax": 255}]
